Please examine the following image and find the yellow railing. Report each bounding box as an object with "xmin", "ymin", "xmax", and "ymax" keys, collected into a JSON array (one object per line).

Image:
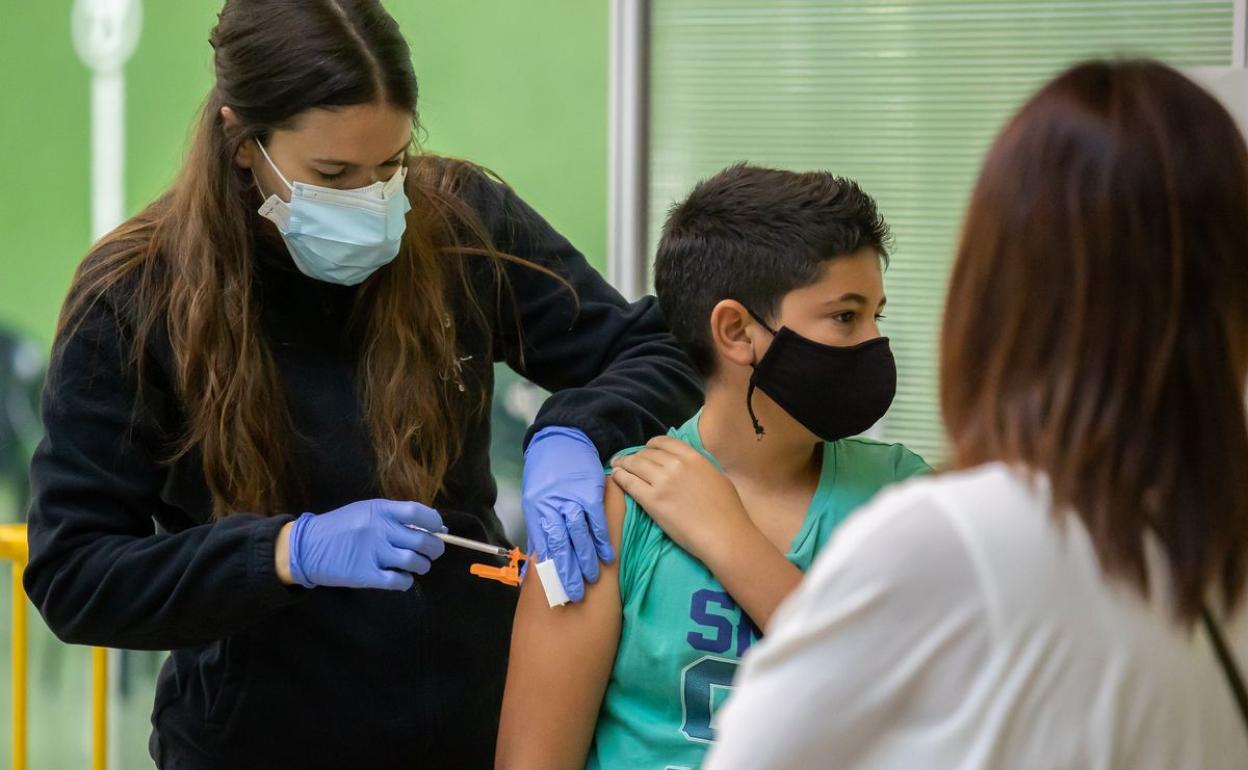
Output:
[{"xmin": 0, "ymin": 524, "xmax": 109, "ymax": 770}]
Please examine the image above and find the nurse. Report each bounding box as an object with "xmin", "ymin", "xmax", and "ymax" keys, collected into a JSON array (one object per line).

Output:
[{"xmin": 22, "ymin": 0, "xmax": 699, "ymax": 767}]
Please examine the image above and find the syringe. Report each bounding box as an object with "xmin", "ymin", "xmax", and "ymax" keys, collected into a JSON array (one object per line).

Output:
[
  {"xmin": 407, "ymin": 525, "xmax": 510, "ymax": 557},
  {"xmin": 409, "ymin": 526, "xmax": 562, "ymax": 603},
  {"xmin": 432, "ymin": 531, "xmax": 510, "ymax": 557}
]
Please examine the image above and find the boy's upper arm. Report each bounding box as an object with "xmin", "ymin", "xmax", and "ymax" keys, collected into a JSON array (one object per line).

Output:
[
  {"xmin": 602, "ymin": 472, "xmax": 628, "ymax": 557},
  {"xmin": 495, "ymin": 479, "xmax": 628, "ymax": 770}
]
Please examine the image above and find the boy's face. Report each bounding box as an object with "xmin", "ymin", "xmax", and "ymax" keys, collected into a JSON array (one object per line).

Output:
[{"xmin": 767, "ymin": 247, "xmax": 886, "ymax": 350}]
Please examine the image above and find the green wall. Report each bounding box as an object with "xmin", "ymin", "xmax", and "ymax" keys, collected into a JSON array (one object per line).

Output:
[{"xmin": 0, "ymin": 0, "xmax": 609, "ymax": 349}]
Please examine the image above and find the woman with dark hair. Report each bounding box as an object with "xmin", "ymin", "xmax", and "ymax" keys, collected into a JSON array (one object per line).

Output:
[
  {"xmin": 692, "ymin": 59, "xmax": 1248, "ymax": 768},
  {"xmin": 21, "ymin": 1, "xmax": 699, "ymax": 767}
]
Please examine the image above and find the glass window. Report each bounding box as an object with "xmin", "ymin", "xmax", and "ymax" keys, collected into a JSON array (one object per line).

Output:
[{"xmin": 648, "ymin": 0, "xmax": 1238, "ymax": 462}]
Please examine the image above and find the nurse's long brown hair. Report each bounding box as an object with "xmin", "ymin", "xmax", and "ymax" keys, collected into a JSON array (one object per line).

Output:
[
  {"xmin": 941, "ymin": 60, "xmax": 1248, "ymax": 622},
  {"xmin": 54, "ymin": 0, "xmax": 551, "ymax": 517}
]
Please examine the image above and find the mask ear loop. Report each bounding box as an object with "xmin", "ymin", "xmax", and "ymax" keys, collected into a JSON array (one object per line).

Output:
[
  {"xmin": 746, "ymin": 379, "xmax": 766, "ymax": 438},
  {"xmin": 254, "ymin": 139, "xmax": 294, "ymax": 193},
  {"xmin": 742, "ymin": 306, "xmax": 778, "ymax": 439}
]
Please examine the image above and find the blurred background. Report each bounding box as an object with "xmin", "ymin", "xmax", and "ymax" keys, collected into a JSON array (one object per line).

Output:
[{"xmin": 0, "ymin": 1, "xmax": 1244, "ymax": 767}]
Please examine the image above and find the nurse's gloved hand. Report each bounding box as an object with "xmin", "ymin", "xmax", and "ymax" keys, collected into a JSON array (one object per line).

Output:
[
  {"xmin": 522, "ymin": 426, "xmax": 612, "ymax": 603},
  {"xmin": 287, "ymin": 499, "xmax": 446, "ymax": 591}
]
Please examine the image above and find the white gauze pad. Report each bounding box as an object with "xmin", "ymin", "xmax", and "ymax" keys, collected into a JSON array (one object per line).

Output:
[{"xmin": 534, "ymin": 559, "xmax": 570, "ymax": 607}]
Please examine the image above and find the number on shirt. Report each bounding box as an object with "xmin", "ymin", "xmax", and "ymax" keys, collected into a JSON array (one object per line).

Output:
[{"xmin": 679, "ymin": 655, "xmax": 739, "ymax": 743}]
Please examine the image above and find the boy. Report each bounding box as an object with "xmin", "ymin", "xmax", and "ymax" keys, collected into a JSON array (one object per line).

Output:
[{"xmin": 496, "ymin": 164, "xmax": 928, "ymax": 769}]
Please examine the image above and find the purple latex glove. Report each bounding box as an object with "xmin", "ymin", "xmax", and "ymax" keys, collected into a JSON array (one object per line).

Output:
[
  {"xmin": 288, "ymin": 499, "xmax": 446, "ymax": 591},
  {"xmin": 522, "ymin": 426, "xmax": 613, "ymax": 602}
]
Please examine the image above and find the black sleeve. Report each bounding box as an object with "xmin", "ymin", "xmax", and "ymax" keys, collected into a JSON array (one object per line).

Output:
[
  {"xmin": 474, "ymin": 175, "xmax": 703, "ymax": 460},
  {"xmin": 23, "ymin": 295, "xmax": 305, "ymax": 651}
]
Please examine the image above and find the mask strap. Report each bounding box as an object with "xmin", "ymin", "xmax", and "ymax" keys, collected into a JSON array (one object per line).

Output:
[
  {"xmin": 741, "ymin": 306, "xmax": 775, "ymax": 439},
  {"xmin": 255, "ymin": 140, "xmax": 294, "ymax": 192},
  {"xmin": 744, "ymin": 306, "xmax": 778, "ymax": 336},
  {"xmin": 746, "ymin": 379, "xmax": 765, "ymax": 438}
]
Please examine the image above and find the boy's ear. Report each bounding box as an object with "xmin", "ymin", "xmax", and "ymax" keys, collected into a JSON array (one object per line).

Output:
[{"xmin": 709, "ymin": 299, "xmax": 764, "ymax": 369}]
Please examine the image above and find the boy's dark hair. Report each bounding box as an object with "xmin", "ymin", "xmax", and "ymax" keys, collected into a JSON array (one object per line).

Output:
[{"xmin": 654, "ymin": 163, "xmax": 891, "ymax": 377}]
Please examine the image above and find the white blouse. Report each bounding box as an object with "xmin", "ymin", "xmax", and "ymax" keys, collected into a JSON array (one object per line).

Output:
[{"xmin": 705, "ymin": 463, "xmax": 1248, "ymax": 770}]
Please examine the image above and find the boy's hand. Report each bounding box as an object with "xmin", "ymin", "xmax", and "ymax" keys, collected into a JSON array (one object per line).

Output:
[{"xmin": 610, "ymin": 437, "xmax": 754, "ymax": 566}]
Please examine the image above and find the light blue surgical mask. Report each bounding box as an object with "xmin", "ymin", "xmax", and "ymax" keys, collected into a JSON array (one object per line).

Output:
[{"xmin": 255, "ymin": 141, "xmax": 411, "ymax": 286}]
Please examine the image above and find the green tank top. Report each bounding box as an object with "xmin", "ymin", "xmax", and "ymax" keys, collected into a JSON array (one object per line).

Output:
[{"xmin": 588, "ymin": 411, "xmax": 928, "ymax": 770}]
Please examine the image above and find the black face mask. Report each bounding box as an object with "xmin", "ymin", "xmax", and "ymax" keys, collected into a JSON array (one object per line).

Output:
[{"xmin": 746, "ymin": 311, "xmax": 897, "ymax": 442}]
